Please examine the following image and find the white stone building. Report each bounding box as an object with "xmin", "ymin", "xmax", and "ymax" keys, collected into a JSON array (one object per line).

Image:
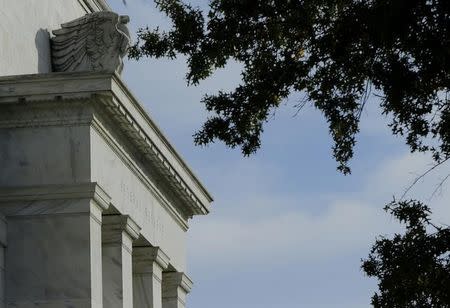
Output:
[{"xmin": 0, "ymin": 1, "xmax": 212, "ymax": 307}]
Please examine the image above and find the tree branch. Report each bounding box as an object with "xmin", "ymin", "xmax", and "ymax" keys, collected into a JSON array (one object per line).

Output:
[{"xmin": 400, "ymin": 156, "xmax": 450, "ymax": 200}]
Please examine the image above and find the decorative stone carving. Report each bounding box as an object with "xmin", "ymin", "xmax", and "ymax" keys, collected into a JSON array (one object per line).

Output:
[{"xmin": 51, "ymin": 11, "xmax": 131, "ymax": 74}]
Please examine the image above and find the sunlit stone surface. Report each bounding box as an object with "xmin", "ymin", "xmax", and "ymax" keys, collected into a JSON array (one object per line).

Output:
[{"xmin": 0, "ymin": 1, "xmax": 212, "ymax": 307}]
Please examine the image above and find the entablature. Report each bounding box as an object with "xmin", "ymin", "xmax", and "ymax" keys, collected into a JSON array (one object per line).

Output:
[{"xmin": 0, "ymin": 72, "xmax": 213, "ymax": 219}]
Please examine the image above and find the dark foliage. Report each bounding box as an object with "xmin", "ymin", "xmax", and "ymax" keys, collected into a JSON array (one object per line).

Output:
[
  {"xmin": 129, "ymin": 0, "xmax": 450, "ymax": 174},
  {"xmin": 362, "ymin": 200, "xmax": 450, "ymax": 307},
  {"xmin": 130, "ymin": 1, "xmax": 450, "ymax": 306}
]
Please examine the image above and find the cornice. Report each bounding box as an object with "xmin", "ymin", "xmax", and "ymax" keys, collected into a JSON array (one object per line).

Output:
[
  {"xmin": 109, "ymin": 74, "xmax": 214, "ymax": 208},
  {"xmin": 90, "ymin": 117, "xmax": 190, "ymax": 231},
  {"xmin": 0, "ymin": 72, "xmax": 213, "ymax": 218}
]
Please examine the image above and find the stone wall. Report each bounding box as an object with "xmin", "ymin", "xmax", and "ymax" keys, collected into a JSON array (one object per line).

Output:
[
  {"xmin": 0, "ymin": 2, "xmax": 211, "ymax": 306},
  {"xmin": 0, "ymin": 0, "xmax": 107, "ymax": 76}
]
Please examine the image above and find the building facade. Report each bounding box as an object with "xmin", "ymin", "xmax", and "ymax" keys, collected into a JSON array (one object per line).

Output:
[{"xmin": 0, "ymin": 1, "xmax": 212, "ymax": 307}]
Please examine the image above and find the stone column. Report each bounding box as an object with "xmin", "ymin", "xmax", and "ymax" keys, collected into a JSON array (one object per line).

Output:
[
  {"xmin": 162, "ymin": 272, "xmax": 193, "ymax": 308},
  {"xmin": 0, "ymin": 183, "xmax": 110, "ymax": 308},
  {"xmin": 133, "ymin": 247, "xmax": 170, "ymax": 308},
  {"xmin": 102, "ymin": 214, "xmax": 140, "ymax": 308}
]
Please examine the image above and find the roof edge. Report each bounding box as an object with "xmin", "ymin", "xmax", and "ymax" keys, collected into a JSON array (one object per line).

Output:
[
  {"xmin": 0, "ymin": 72, "xmax": 213, "ymax": 217},
  {"xmin": 111, "ymin": 74, "xmax": 214, "ymax": 205}
]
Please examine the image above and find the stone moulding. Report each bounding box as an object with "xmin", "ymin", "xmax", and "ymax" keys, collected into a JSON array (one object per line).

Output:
[
  {"xmin": 102, "ymin": 214, "xmax": 141, "ymax": 242},
  {"xmin": 163, "ymin": 271, "xmax": 193, "ymax": 295},
  {"xmin": 0, "ymin": 182, "xmax": 110, "ymax": 210},
  {"xmin": 90, "ymin": 116, "xmax": 191, "ymax": 231},
  {"xmin": 0, "ymin": 72, "xmax": 213, "ymax": 218},
  {"xmin": 133, "ymin": 246, "xmax": 171, "ymax": 272}
]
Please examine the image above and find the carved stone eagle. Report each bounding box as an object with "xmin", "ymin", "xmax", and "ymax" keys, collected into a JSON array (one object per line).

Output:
[{"xmin": 51, "ymin": 11, "xmax": 131, "ymax": 74}]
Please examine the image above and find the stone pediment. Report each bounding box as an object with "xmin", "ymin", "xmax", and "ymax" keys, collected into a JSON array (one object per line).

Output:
[{"xmin": 0, "ymin": 72, "xmax": 213, "ymax": 219}]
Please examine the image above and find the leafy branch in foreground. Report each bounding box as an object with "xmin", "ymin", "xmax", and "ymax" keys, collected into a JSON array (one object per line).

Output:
[
  {"xmin": 130, "ymin": 2, "xmax": 450, "ymax": 306},
  {"xmin": 129, "ymin": 0, "xmax": 450, "ymax": 174},
  {"xmin": 362, "ymin": 200, "xmax": 450, "ymax": 308}
]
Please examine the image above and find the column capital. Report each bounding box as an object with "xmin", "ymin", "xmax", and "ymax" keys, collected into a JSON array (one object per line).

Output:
[
  {"xmin": 102, "ymin": 214, "xmax": 141, "ymax": 242},
  {"xmin": 134, "ymin": 246, "xmax": 170, "ymax": 271},
  {"xmin": 162, "ymin": 272, "xmax": 193, "ymax": 295},
  {"xmin": 0, "ymin": 182, "xmax": 111, "ymax": 214},
  {"xmin": 133, "ymin": 247, "xmax": 170, "ymax": 308},
  {"xmin": 102, "ymin": 215, "xmax": 139, "ymax": 308}
]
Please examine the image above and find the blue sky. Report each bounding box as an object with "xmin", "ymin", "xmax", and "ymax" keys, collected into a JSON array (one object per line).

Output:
[{"xmin": 111, "ymin": 1, "xmax": 450, "ymax": 307}]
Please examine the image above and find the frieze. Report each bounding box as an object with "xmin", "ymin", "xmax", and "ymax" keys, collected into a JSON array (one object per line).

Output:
[
  {"xmin": 120, "ymin": 179, "xmax": 165, "ymax": 240},
  {"xmin": 0, "ymin": 73, "xmax": 212, "ymax": 219}
]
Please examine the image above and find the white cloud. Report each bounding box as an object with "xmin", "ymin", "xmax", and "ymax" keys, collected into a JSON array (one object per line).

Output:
[
  {"xmin": 365, "ymin": 152, "xmax": 433, "ymax": 198},
  {"xmin": 113, "ymin": 0, "xmax": 450, "ymax": 286},
  {"xmin": 188, "ymin": 151, "xmax": 450, "ymax": 271},
  {"xmin": 189, "ymin": 199, "xmax": 395, "ymax": 268},
  {"xmin": 364, "ymin": 152, "xmax": 450, "ymax": 221},
  {"xmin": 111, "ymin": 2, "xmax": 450, "ymax": 306}
]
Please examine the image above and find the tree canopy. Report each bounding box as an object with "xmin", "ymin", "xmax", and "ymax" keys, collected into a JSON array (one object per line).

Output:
[
  {"xmin": 129, "ymin": 1, "xmax": 450, "ymax": 306},
  {"xmin": 362, "ymin": 200, "xmax": 450, "ymax": 307},
  {"xmin": 129, "ymin": 0, "xmax": 450, "ymax": 174}
]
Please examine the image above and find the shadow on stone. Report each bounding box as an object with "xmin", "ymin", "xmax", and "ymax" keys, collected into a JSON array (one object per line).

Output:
[{"xmin": 35, "ymin": 28, "xmax": 51, "ymax": 73}]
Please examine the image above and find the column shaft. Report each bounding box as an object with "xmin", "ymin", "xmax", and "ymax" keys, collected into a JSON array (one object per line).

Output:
[
  {"xmin": 133, "ymin": 247, "xmax": 169, "ymax": 308},
  {"xmin": 5, "ymin": 197, "xmax": 107, "ymax": 308},
  {"xmin": 162, "ymin": 272, "xmax": 193, "ymax": 308},
  {"xmin": 102, "ymin": 214, "xmax": 140, "ymax": 308}
]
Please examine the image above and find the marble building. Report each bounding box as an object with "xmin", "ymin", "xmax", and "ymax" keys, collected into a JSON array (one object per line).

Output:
[{"xmin": 0, "ymin": 1, "xmax": 212, "ymax": 307}]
